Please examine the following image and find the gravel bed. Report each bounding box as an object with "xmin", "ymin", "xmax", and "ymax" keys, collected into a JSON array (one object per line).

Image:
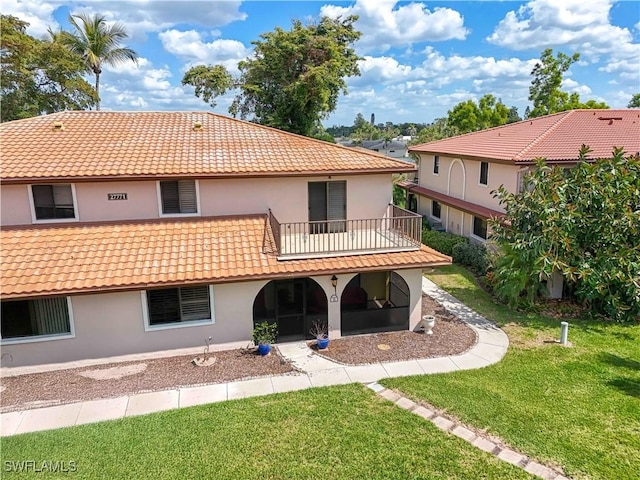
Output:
[
  {"xmin": 311, "ymin": 294, "xmax": 477, "ymax": 365},
  {"xmin": 1, "ymin": 348, "xmax": 293, "ymax": 412}
]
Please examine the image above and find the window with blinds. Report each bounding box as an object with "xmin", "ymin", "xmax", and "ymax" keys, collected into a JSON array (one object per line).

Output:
[
  {"xmin": 160, "ymin": 180, "xmax": 197, "ymax": 214},
  {"xmin": 1, "ymin": 297, "xmax": 71, "ymax": 340},
  {"xmin": 31, "ymin": 184, "xmax": 75, "ymax": 220},
  {"xmin": 147, "ymin": 286, "xmax": 210, "ymax": 326}
]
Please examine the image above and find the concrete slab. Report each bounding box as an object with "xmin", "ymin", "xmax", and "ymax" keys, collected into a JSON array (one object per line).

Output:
[
  {"xmin": 412, "ymin": 405, "xmax": 435, "ymax": 420},
  {"xmin": 16, "ymin": 403, "xmax": 81, "ymax": 434},
  {"xmin": 366, "ymin": 382, "xmax": 385, "ymax": 393},
  {"xmin": 276, "ymin": 342, "xmax": 310, "ymax": 360},
  {"xmin": 524, "ymin": 461, "xmax": 555, "ymax": 479},
  {"xmin": 469, "ymin": 342, "xmax": 508, "ymax": 363},
  {"xmin": 125, "ymin": 390, "xmax": 179, "ymax": 417},
  {"xmin": 271, "ymin": 374, "xmax": 312, "ymax": 394},
  {"xmin": 416, "ymin": 356, "xmax": 460, "ymax": 374},
  {"xmin": 344, "ymin": 364, "xmax": 388, "ymax": 383},
  {"xmin": 307, "ymin": 368, "xmax": 351, "ymax": 388},
  {"xmin": 382, "ymin": 360, "xmax": 425, "ymax": 378},
  {"xmin": 227, "ymin": 377, "xmax": 274, "ymax": 400},
  {"xmin": 472, "ymin": 436, "xmax": 498, "ymax": 454},
  {"xmin": 1, "ymin": 411, "xmax": 25, "ymax": 437},
  {"xmin": 432, "ymin": 415, "xmax": 455, "ymax": 431},
  {"xmin": 179, "ymin": 384, "xmax": 228, "ymax": 408},
  {"xmin": 378, "ymin": 389, "xmax": 401, "ymax": 403},
  {"xmin": 76, "ymin": 397, "xmax": 128, "ymax": 425},
  {"xmin": 291, "ymin": 354, "xmax": 342, "ymax": 372},
  {"xmin": 395, "ymin": 397, "xmax": 416, "ymax": 410},
  {"xmin": 497, "ymin": 448, "xmax": 525, "ymax": 466},
  {"xmin": 451, "ymin": 425, "xmax": 477, "ymax": 442},
  {"xmin": 449, "ymin": 352, "xmax": 493, "ymax": 371},
  {"xmin": 476, "ymin": 328, "xmax": 510, "ymax": 347}
]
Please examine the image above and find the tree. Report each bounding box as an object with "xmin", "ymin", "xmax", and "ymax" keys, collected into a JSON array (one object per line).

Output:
[
  {"xmin": 62, "ymin": 13, "xmax": 138, "ymax": 110},
  {"xmin": 507, "ymin": 106, "xmax": 521, "ymax": 124},
  {"xmin": 350, "ymin": 121, "xmax": 380, "ymax": 144},
  {"xmin": 1, "ymin": 15, "xmax": 97, "ymax": 121},
  {"xmin": 490, "ymin": 147, "xmax": 640, "ymax": 322},
  {"xmin": 447, "ymin": 95, "xmax": 509, "ymax": 134},
  {"xmin": 183, "ymin": 16, "xmax": 361, "ymax": 137},
  {"xmin": 528, "ymin": 49, "xmax": 609, "ymax": 117},
  {"xmin": 353, "ymin": 112, "xmax": 367, "ymax": 129},
  {"xmin": 409, "ymin": 118, "xmax": 458, "ymax": 146},
  {"xmin": 628, "ymin": 93, "xmax": 640, "ymax": 108}
]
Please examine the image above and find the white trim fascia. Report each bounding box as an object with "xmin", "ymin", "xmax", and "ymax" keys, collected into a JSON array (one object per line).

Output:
[
  {"xmin": 28, "ymin": 184, "xmax": 80, "ymax": 224},
  {"xmin": 141, "ymin": 285, "xmax": 215, "ymax": 332},
  {"xmin": 0, "ymin": 296, "xmax": 76, "ymax": 345},
  {"xmin": 156, "ymin": 179, "xmax": 202, "ymax": 218}
]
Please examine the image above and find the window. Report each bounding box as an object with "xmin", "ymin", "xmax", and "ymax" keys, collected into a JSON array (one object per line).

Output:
[
  {"xmin": 144, "ymin": 285, "xmax": 213, "ymax": 329},
  {"xmin": 159, "ymin": 180, "xmax": 198, "ymax": 215},
  {"xmin": 432, "ymin": 200, "xmax": 441, "ymax": 219},
  {"xmin": 479, "ymin": 161, "xmax": 489, "ymax": 185},
  {"xmin": 1, "ymin": 297, "xmax": 73, "ymax": 343},
  {"xmin": 31, "ymin": 184, "xmax": 76, "ymax": 220},
  {"xmin": 433, "ymin": 156, "xmax": 440, "ymax": 174},
  {"xmin": 308, "ymin": 181, "xmax": 346, "ymax": 233},
  {"xmin": 473, "ymin": 216, "xmax": 488, "ymax": 240}
]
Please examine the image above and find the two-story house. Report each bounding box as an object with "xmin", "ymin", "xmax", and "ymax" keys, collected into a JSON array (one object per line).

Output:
[
  {"xmin": 0, "ymin": 111, "xmax": 450, "ymax": 368},
  {"xmin": 401, "ymin": 109, "xmax": 640, "ymax": 243}
]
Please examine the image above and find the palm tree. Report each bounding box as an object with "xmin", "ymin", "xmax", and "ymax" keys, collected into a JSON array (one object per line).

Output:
[{"xmin": 63, "ymin": 13, "xmax": 138, "ymax": 110}]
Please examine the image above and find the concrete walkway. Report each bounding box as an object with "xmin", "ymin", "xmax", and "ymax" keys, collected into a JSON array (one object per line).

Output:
[{"xmin": 1, "ymin": 277, "xmax": 508, "ymax": 437}]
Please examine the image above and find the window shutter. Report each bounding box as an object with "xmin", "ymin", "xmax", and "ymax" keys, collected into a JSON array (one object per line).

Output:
[
  {"xmin": 160, "ymin": 181, "xmax": 180, "ymax": 214},
  {"xmin": 29, "ymin": 297, "xmax": 70, "ymax": 335},
  {"xmin": 178, "ymin": 180, "xmax": 197, "ymax": 213},
  {"xmin": 179, "ymin": 286, "xmax": 210, "ymax": 321},
  {"xmin": 327, "ymin": 181, "xmax": 346, "ymax": 233},
  {"xmin": 148, "ymin": 288, "xmax": 180, "ymax": 324}
]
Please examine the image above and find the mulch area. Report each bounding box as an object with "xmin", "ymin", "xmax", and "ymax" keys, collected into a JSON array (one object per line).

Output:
[
  {"xmin": 0, "ymin": 348, "xmax": 293, "ymax": 413},
  {"xmin": 1, "ymin": 294, "xmax": 477, "ymax": 412},
  {"xmin": 311, "ymin": 294, "xmax": 477, "ymax": 365}
]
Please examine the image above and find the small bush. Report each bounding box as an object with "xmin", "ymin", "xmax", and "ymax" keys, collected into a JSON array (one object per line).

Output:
[
  {"xmin": 421, "ymin": 229, "xmax": 468, "ymax": 256},
  {"xmin": 452, "ymin": 242, "xmax": 490, "ymax": 275}
]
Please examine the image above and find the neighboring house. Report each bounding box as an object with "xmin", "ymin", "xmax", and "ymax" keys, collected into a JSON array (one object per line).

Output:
[
  {"xmin": 0, "ymin": 111, "xmax": 450, "ymax": 367},
  {"xmin": 360, "ymin": 139, "xmax": 409, "ymax": 159},
  {"xmin": 400, "ymin": 109, "xmax": 640, "ymax": 243}
]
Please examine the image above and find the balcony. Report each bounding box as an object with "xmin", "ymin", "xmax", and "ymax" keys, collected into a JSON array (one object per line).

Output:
[{"xmin": 268, "ymin": 204, "xmax": 422, "ymax": 260}]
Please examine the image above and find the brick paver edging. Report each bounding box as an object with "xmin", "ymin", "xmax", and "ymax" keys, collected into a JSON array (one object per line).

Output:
[{"xmin": 369, "ymin": 383, "xmax": 571, "ymax": 480}]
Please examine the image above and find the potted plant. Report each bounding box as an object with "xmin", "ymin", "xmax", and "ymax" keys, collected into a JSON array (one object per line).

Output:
[
  {"xmin": 252, "ymin": 321, "xmax": 277, "ymax": 356},
  {"xmin": 310, "ymin": 319, "xmax": 329, "ymax": 350},
  {"xmin": 422, "ymin": 315, "xmax": 436, "ymax": 335}
]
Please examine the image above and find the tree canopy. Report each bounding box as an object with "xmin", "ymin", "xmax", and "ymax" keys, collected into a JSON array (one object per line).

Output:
[
  {"xmin": 446, "ymin": 94, "xmax": 509, "ymax": 134},
  {"xmin": 62, "ymin": 13, "xmax": 138, "ymax": 110},
  {"xmin": 490, "ymin": 147, "xmax": 640, "ymax": 322},
  {"xmin": 1, "ymin": 15, "xmax": 97, "ymax": 122},
  {"xmin": 183, "ymin": 16, "xmax": 361, "ymax": 137},
  {"xmin": 628, "ymin": 93, "xmax": 640, "ymax": 108},
  {"xmin": 528, "ymin": 49, "xmax": 608, "ymax": 118}
]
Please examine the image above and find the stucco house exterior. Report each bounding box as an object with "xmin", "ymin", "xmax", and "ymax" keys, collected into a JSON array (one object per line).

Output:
[
  {"xmin": 400, "ymin": 109, "xmax": 640, "ymax": 243},
  {"xmin": 0, "ymin": 111, "xmax": 450, "ymax": 368}
]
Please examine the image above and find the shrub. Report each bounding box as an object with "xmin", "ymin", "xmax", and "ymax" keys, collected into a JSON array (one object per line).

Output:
[
  {"xmin": 452, "ymin": 242, "xmax": 490, "ymax": 275},
  {"xmin": 422, "ymin": 229, "xmax": 468, "ymax": 256}
]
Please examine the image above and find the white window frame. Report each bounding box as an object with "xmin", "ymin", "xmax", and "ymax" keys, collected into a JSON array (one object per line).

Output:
[
  {"xmin": 471, "ymin": 216, "xmax": 488, "ymax": 243},
  {"xmin": 433, "ymin": 155, "xmax": 440, "ymax": 176},
  {"xmin": 1, "ymin": 297, "xmax": 76, "ymax": 345},
  {"xmin": 28, "ymin": 184, "xmax": 80, "ymax": 224},
  {"xmin": 478, "ymin": 161, "xmax": 489, "ymax": 187},
  {"xmin": 141, "ymin": 285, "xmax": 215, "ymax": 332},
  {"xmin": 156, "ymin": 179, "xmax": 201, "ymax": 218}
]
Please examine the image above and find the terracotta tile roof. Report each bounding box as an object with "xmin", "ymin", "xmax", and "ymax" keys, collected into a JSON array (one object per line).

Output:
[
  {"xmin": 0, "ymin": 216, "xmax": 450, "ymax": 299},
  {"xmin": 398, "ymin": 181, "xmax": 504, "ymax": 219},
  {"xmin": 0, "ymin": 111, "xmax": 415, "ymax": 183},
  {"xmin": 410, "ymin": 110, "xmax": 640, "ymax": 163}
]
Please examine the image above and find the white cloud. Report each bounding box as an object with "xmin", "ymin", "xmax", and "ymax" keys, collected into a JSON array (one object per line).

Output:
[
  {"xmin": 158, "ymin": 29, "xmax": 250, "ymax": 72},
  {"xmin": 562, "ymin": 78, "xmax": 592, "ymax": 96},
  {"xmin": 68, "ymin": 1, "xmax": 247, "ymax": 42},
  {"xmin": 2, "ymin": 0, "xmax": 61, "ymax": 37},
  {"xmin": 320, "ymin": 0, "xmax": 468, "ymax": 53}
]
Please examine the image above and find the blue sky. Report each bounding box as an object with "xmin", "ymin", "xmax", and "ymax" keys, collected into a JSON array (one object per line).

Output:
[{"xmin": 6, "ymin": 0, "xmax": 640, "ymax": 127}]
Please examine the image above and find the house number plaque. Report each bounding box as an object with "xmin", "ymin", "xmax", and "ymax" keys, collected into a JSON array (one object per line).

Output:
[{"xmin": 107, "ymin": 193, "xmax": 128, "ymax": 201}]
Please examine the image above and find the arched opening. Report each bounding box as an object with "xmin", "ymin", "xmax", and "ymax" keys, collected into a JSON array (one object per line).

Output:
[
  {"xmin": 340, "ymin": 271, "xmax": 410, "ymax": 336},
  {"xmin": 253, "ymin": 278, "xmax": 328, "ymax": 342}
]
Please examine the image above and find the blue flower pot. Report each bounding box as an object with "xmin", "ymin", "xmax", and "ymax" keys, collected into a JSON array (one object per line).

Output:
[
  {"xmin": 258, "ymin": 343, "xmax": 271, "ymax": 356},
  {"xmin": 317, "ymin": 336, "xmax": 329, "ymax": 350}
]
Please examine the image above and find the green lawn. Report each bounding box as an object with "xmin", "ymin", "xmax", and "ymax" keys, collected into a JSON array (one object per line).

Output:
[
  {"xmin": 383, "ymin": 265, "xmax": 640, "ymax": 480},
  {"xmin": 1, "ymin": 384, "xmax": 531, "ymax": 480}
]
